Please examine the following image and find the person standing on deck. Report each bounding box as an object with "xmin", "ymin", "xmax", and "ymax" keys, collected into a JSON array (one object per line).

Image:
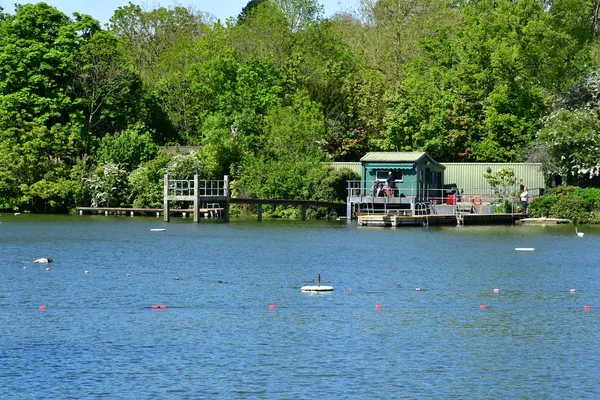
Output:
[
  {"xmin": 386, "ymin": 171, "xmax": 395, "ymax": 189},
  {"xmin": 520, "ymin": 187, "xmax": 529, "ymax": 215}
]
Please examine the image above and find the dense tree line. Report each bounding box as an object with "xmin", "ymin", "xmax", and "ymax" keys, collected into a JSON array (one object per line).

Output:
[{"xmin": 0, "ymin": 0, "xmax": 599, "ymax": 214}]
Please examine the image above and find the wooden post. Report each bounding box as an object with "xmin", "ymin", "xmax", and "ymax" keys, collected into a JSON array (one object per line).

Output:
[
  {"xmin": 224, "ymin": 175, "xmax": 230, "ymax": 223},
  {"xmin": 257, "ymin": 204, "xmax": 262, "ymax": 221},
  {"xmin": 301, "ymin": 205, "xmax": 307, "ymax": 221},
  {"xmin": 193, "ymin": 174, "xmax": 199, "ymax": 223},
  {"xmin": 163, "ymin": 173, "xmax": 170, "ymax": 222}
]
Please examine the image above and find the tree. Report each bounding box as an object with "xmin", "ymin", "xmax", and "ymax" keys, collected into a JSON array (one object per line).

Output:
[
  {"xmin": 383, "ymin": 0, "xmax": 592, "ymax": 162},
  {"xmin": 0, "ymin": 4, "xmax": 102, "ymax": 211}
]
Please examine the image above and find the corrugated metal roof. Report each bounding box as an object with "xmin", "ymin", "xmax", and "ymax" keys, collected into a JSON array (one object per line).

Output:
[
  {"xmin": 327, "ymin": 162, "xmax": 361, "ymax": 176},
  {"xmin": 360, "ymin": 152, "xmax": 426, "ymax": 162},
  {"xmin": 442, "ymin": 163, "xmax": 545, "ymax": 195},
  {"xmin": 360, "ymin": 152, "xmax": 445, "ymax": 170}
]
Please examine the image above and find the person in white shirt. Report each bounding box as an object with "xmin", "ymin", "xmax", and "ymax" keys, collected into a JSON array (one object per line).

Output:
[{"xmin": 520, "ymin": 187, "xmax": 529, "ymax": 214}]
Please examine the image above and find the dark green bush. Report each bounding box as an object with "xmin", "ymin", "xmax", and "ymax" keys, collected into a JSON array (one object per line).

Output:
[{"xmin": 529, "ymin": 186, "xmax": 600, "ymax": 223}]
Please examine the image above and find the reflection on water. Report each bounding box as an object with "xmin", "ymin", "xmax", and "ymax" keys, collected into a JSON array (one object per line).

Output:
[{"xmin": 1, "ymin": 215, "xmax": 599, "ymax": 398}]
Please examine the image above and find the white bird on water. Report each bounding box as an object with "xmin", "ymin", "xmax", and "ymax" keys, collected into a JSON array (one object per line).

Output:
[{"xmin": 576, "ymin": 227, "xmax": 584, "ymax": 237}]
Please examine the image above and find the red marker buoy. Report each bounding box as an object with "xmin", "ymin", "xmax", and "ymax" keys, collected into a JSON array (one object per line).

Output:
[
  {"xmin": 584, "ymin": 305, "xmax": 591, "ymax": 311},
  {"xmin": 269, "ymin": 305, "xmax": 276, "ymax": 309},
  {"xmin": 38, "ymin": 305, "xmax": 46, "ymax": 310},
  {"xmin": 375, "ymin": 304, "xmax": 383, "ymax": 309},
  {"xmin": 480, "ymin": 305, "xmax": 487, "ymax": 309},
  {"xmin": 160, "ymin": 305, "xmax": 167, "ymax": 309},
  {"xmin": 151, "ymin": 304, "xmax": 159, "ymax": 309}
]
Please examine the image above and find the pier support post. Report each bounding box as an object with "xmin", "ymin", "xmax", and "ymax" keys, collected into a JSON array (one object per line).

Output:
[
  {"xmin": 193, "ymin": 174, "xmax": 199, "ymax": 223},
  {"xmin": 301, "ymin": 205, "xmax": 307, "ymax": 221},
  {"xmin": 257, "ymin": 204, "xmax": 262, "ymax": 222},
  {"xmin": 224, "ymin": 175, "xmax": 230, "ymax": 223},
  {"xmin": 346, "ymin": 198, "xmax": 352, "ymax": 221},
  {"xmin": 163, "ymin": 173, "xmax": 170, "ymax": 222}
]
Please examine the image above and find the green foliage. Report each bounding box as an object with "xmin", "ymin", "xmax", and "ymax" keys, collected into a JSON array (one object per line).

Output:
[
  {"xmin": 166, "ymin": 152, "xmax": 202, "ymax": 180},
  {"xmin": 198, "ymin": 113, "xmax": 239, "ymax": 178},
  {"xmin": 529, "ymin": 186, "xmax": 600, "ymax": 223},
  {"xmin": 85, "ymin": 163, "xmax": 130, "ymax": 207},
  {"xmin": 96, "ymin": 124, "xmax": 160, "ymax": 171},
  {"xmin": 263, "ymin": 90, "xmax": 327, "ymax": 160},
  {"xmin": 384, "ymin": 0, "xmax": 590, "ymax": 162},
  {"xmin": 1, "ymin": 0, "xmax": 600, "ymax": 215},
  {"xmin": 21, "ymin": 178, "xmax": 82, "ymax": 213},
  {"xmin": 129, "ymin": 153, "xmax": 171, "ymax": 208},
  {"xmin": 234, "ymin": 156, "xmax": 357, "ymax": 219},
  {"xmin": 483, "ymin": 167, "xmax": 521, "ymax": 198}
]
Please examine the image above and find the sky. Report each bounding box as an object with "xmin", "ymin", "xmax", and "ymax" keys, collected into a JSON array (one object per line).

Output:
[{"xmin": 0, "ymin": 0, "xmax": 357, "ymax": 24}]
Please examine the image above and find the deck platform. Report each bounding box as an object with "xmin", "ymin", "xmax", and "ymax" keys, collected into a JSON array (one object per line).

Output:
[
  {"xmin": 520, "ymin": 217, "xmax": 571, "ymax": 225},
  {"xmin": 357, "ymin": 213, "xmax": 525, "ymax": 227}
]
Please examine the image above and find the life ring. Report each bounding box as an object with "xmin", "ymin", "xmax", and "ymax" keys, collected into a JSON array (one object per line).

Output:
[{"xmin": 471, "ymin": 196, "xmax": 482, "ymax": 206}]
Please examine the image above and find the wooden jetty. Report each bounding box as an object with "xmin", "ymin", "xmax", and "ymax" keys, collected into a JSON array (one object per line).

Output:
[{"xmin": 78, "ymin": 175, "xmax": 345, "ymax": 223}]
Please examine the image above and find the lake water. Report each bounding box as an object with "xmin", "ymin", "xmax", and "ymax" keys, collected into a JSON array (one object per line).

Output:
[{"xmin": 1, "ymin": 214, "xmax": 599, "ymax": 399}]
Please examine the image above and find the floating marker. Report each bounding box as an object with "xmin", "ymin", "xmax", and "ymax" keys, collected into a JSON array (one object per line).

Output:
[
  {"xmin": 84, "ymin": 270, "xmax": 89, "ymax": 274},
  {"xmin": 415, "ymin": 287, "xmax": 421, "ymax": 291},
  {"xmin": 301, "ymin": 285, "xmax": 333, "ymax": 292},
  {"xmin": 151, "ymin": 304, "xmax": 159, "ymax": 309},
  {"xmin": 301, "ymin": 274, "xmax": 334, "ymax": 292},
  {"xmin": 38, "ymin": 305, "xmax": 46, "ymax": 310},
  {"xmin": 126, "ymin": 273, "xmax": 131, "ymax": 277},
  {"xmin": 269, "ymin": 305, "xmax": 276, "ymax": 309},
  {"xmin": 493, "ymin": 288, "xmax": 500, "ymax": 293},
  {"xmin": 160, "ymin": 305, "xmax": 167, "ymax": 309},
  {"xmin": 375, "ymin": 304, "xmax": 383, "ymax": 309},
  {"xmin": 584, "ymin": 305, "xmax": 591, "ymax": 311},
  {"xmin": 45, "ymin": 267, "xmax": 51, "ymax": 271},
  {"xmin": 480, "ymin": 305, "xmax": 487, "ymax": 309},
  {"xmin": 515, "ymin": 248, "xmax": 535, "ymax": 251},
  {"xmin": 150, "ymin": 228, "xmax": 166, "ymax": 232},
  {"xmin": 23, "ymin": 266, "xmax": 27, "ymax": 270},
  {"xmin": 569, "ymin": 289, "xmax": 576, "ymax": 293}
]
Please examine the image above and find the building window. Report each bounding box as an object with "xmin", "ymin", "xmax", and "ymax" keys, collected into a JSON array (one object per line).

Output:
[{"xmin": 376, "ymin": 170, "xmax": 403, "ymax": 182}]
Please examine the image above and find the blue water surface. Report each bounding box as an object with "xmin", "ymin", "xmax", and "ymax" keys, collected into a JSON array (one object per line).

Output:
[{"xmin": 1, "ymin": 214, "xmax": 599, "ymax": 399}]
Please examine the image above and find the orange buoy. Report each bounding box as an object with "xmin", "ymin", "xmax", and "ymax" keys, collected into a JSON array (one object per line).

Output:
[
  {"xmin": 38, "ymin": 305, "xmax": 46, "ymax": 310},
  {"xmin": 584, "ymin": 305, "xmax": 591, "ymax": 311},
  {"xmin": 269, "ymin": 305, "xmax": 276, "ymax": 309},
  {"xmin": 480, "ymin": 305, "xmax": 487, "ymax": 309},
  {"xmin": 471, "ymin": 196, "xmax": 483, "ymax": 206},
  {"xmin": 375, "ymin": 304, "xmax": 383, "ymax": 309}
]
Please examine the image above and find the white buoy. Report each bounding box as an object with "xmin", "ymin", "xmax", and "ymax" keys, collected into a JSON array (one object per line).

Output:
[
  {"xmin": 150, "ymin": 228, "xmax": 166, "ymax": 232},
  {"xmin": 515, "ymin": 248, "xmax": 535, "ymax": 251},
  {"xmin": 301, "ymin": 274, "xmax": 333, "ymax": 292}
]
